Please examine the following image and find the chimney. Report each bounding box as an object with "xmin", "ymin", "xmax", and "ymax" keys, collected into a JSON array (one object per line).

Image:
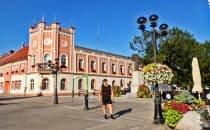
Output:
[
  {"xmin": 22, "ymin": 44, "xmax": 25, "ymax": 48},
  {"xmin": 9, "ymin": 50, "xmax": 15, "ymax": 54}
]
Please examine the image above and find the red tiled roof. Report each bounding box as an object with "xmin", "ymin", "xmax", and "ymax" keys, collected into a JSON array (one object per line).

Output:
[
  {"xmin": 0, "ymin": 47, "xmax": 29, "ymax": 66},
  {"xmin": 0, "ymin": 53, "xmax": 12, "ymax": 64}
]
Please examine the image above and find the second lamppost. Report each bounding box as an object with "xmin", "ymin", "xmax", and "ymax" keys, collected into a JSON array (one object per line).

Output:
[
  {"xmin": 48, "ymin": 58, "xmax": 66, "ymax": 104},
  {"xmin": 137, "ymin": 14, "xmax": 169, "ymax": 124}
]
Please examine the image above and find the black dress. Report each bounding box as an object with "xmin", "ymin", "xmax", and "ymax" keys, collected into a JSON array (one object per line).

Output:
[{"xmin": 101, "ymin": 85, "xmax": 112, "ymax": 105}]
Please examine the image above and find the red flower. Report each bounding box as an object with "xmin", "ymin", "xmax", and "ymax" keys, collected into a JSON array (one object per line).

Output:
[{"xmin": 171, "ymin": 101, "xmax": 190, "ymax": 113}]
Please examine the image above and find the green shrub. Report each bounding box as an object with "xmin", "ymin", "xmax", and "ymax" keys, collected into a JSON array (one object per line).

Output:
[
  {"xmin": 113, "ymin": 86, "xmax": 122, "ymax": 97},
  {"xmin": 164, "ymin": 109, "xmax": 183, "ymax": 128},
  {"xmin": 174, "ymin": 90, "xmax": 195, "ymax": 104},
  {"xmin": 137, "ymin": 91, "xmax": 144, "ymax": 97},
  {"xmin": 196, "ymin": 106, "xmax": 209, "ymax": 120},
  {"xmin": 137, "ymin": 84, "xmax": 152, "ymax": 98},
  {"xmin": 194, "ymin": 99, "xmax": 205, "ymax": 106}
]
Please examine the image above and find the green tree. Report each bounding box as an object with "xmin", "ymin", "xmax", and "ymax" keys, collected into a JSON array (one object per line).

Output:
[
  {"xmin": 130, "ymin": 27, "xmax": 210, "ymax": 88},
  {"xmin": 159, "ymin": 27, "xmax": 199, "ymax": 88},
  {"xmin": 198, "ymin": 41, "xmax": 210, "ymax": 87}
]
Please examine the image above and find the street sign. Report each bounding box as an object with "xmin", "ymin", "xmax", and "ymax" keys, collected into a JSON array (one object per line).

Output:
[{"xmin": 158, "ymin": 83, "xmax": 171, "ymax": 92}]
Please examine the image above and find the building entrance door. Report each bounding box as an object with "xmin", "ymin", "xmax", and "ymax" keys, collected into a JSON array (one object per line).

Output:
[{"xmin": 4, "ymin": 81, "xmax": 10, "ymax": 95}]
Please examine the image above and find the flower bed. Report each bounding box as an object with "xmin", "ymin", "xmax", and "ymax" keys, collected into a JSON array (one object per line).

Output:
[{"xmin": 162, "ymin": 90, "xmax": 208, "ymax": 128}]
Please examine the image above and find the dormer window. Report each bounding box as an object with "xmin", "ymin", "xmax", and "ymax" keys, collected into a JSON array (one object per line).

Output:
[
  {"xmin": 102, "ymin": 62, "xmax": 106, "ymax": 73},
  {"xmin": 79, "ymin": 59, "xmax": 84, "ymax": 71},
  {"xmin": 112, "ymin": 64, "xmax": 116, "ymax": 74},
  {"xmin": 91, "ymin": 61, "xmax": 96, "ymax": 72},
  {"xmin": 120, "ymin": 65, "xmax": 124, "ymax": 74}
]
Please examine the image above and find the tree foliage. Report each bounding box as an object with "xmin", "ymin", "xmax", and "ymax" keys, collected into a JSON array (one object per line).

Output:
[{"xmin": 130, "ymin": 27, "xmax": 210, "ymax": 88}]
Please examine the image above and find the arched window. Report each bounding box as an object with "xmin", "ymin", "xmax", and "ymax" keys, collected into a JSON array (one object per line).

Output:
[
  {"xmin": 78, "ymin": 79, "xmax": 83, "ymax": 90},
  {"xmin": 128, "ymin": 81, "xmax": 132, "ymax": 88},
  {"xmin": 42, "ymin": 78, "xmax": 49, "ymax": 90},
  {"xmin": 30, "ymin": 79, "xmax": 34, "ymax": 90},
  {"xmin": 61, "ymin": 55, "xmax": 67, "ymax": 67},
  {"xmin": 44, "ymin": 54, "xmax": 51, "ymax": 63},
  {"xmin": 91, "ymin": 79, "xmax": 95, "ymax": 90},
  {"xmin": 32, "ymin": 55, "xmax": 36, "ymax": 65},
  {"xmin": 60, "ymin": 78, "xmax": 66, "ymax": 90},
  {"xmin": 112, "ymin": 80, "xmax": 115, "ymax": 87},
  {"xmin": 120, "ymin": 79, "xmax": 123, "ymax": 87}
]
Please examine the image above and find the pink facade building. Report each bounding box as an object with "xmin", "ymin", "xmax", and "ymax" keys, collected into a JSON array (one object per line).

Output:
[{"xmin": 0, "ymin": 21, "xmax": 134, "ymax": 96}]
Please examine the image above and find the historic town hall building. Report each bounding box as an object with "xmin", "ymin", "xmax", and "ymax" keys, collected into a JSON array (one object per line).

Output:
[{"xmin": 0, "ymin": 21, "xmax": 134, "ymax": 96}]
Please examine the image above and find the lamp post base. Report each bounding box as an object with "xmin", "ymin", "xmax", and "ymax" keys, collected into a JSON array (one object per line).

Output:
[
  {"xmin": 84, "ymin": 93, "xmax": 89, "ymax": 110},
  {"xmin": 154, "ymin": 119, "xmax": 165, "ymax": 124},
  {"xmin": 154, "ymin": 98, "xmax": 164, "ymax": 124},
  {"xmin": 154, "ymin": 84, "xmax": 164, "ymax": 124}
]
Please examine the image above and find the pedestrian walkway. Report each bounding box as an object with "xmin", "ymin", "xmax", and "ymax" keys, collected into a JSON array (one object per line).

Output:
[{"xmin": 0, "ymin": 96, "xmax": 171, "ymax": 130}]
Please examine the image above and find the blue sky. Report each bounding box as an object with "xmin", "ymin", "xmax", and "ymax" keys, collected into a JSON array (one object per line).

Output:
[{"xmin": 0, "ymin": 0, "xmax": 209, "ymax": 56}]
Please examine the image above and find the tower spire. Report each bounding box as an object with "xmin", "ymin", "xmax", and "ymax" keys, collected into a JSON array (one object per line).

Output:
[
  {"xmin": 97, "ymin": 23, "xmax": 100, "ymax": 44},
  {"xmin": 42, "ymin": 14, "xmax": 45, "ymax": 22},
  {"xmin": 54, "ymin": 14, "xmax": 57, "ymax": 22},
  {"xmin": 70, "ymin": 19, "xmax": 73, "ymax": 27},
  {"xmin": 33, "ymin": 19, "xmax": 36, "ymax": 27}
]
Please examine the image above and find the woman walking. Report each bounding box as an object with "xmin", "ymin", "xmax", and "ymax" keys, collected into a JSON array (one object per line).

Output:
[{"xmin": 98, "ymin": 79, "xmax": 115, "ymax": 119}]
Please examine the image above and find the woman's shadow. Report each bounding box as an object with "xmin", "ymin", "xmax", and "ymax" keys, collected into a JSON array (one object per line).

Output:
[{"xmin": 114, "ymin": 108, "xmax": 132, "ymax": 119}]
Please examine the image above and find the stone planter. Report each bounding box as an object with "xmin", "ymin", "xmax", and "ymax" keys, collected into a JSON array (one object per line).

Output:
[
  {"xmin": 176, "ymin": 111, "xmax": 202, "ymax": 130},
  {"xmin": 200, "ymin": 120, "xmax": 210, "ymax": 130}
]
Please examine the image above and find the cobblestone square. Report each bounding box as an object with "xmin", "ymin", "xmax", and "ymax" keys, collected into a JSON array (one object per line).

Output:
[{"xmin": 0, "ymin": 96, "xmax": 170, "ymax": 130}]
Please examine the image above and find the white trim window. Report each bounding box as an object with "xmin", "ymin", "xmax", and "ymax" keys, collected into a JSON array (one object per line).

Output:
[
  {"xmin": 61, "ymin": 54, "xmax": 67, "ymax": 67},
  {"xmin": 79, "ymin": 59, "xmax": 84, "ymax": 70},
  {"xmin": 91, "ymin": 61, "xmax": 96, "ymax": 72},
  {"xmin": 102, "ymin": 62, "xmax": 106, "ymax": 73},
  {"xmin": 30, "ymin": 79, "xmax": 34, "ymax": 90},
  {"xmin": 60, "ymin": 78, "xmax": 66, "ymax": 90},
  {"xmin": 78, "ymin": 79, "xmax": 83, "ymax": 90},
  {"xmin": 120, "ymin": 65, "xmax": 124, "ymax": 74},
  {"xmin": 32, "ymin": 55, "xmax": 36, "ymax": 66},
  {"xmin": 44, "ymin": 54, "xmax": 51, "ymax": 63},
  {"xmin": 42, "ymin": 78, "xmax": 49, "ymax": 90},
  {"xmin": 91, "ymin": 79, "xmax": 95, "ymax": 90},
  {"xmin": 112, "ymin": 64, "xmax": 116, "ymax": 74}
]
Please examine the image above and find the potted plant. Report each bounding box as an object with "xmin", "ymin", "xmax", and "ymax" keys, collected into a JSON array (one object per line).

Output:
[
  {"xmin": 137, "ymin": 84, "xmax": 152, "ymax": 98},
  {"xmin": 143, "ymin": 63, "xmax": 174, "ymax": 85}
]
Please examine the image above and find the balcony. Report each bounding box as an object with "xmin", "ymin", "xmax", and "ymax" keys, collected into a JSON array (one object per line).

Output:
[{"xmin": 37, "ymin": 63, "xmax": 51, "ymax": 74}]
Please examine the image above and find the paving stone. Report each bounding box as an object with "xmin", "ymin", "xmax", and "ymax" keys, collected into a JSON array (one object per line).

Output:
[{"xmin": 0, "ymin": 96, "xmax": 172, "ymax": 130}]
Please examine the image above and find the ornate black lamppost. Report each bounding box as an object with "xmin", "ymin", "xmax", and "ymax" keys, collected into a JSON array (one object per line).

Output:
[
  {"xmin": 47, "ymin": 58, "xmax": 66, "ymax": 104},
  {"xmin": 137, "ymin": 14, "xmax": 169, "ymax": 124}
]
